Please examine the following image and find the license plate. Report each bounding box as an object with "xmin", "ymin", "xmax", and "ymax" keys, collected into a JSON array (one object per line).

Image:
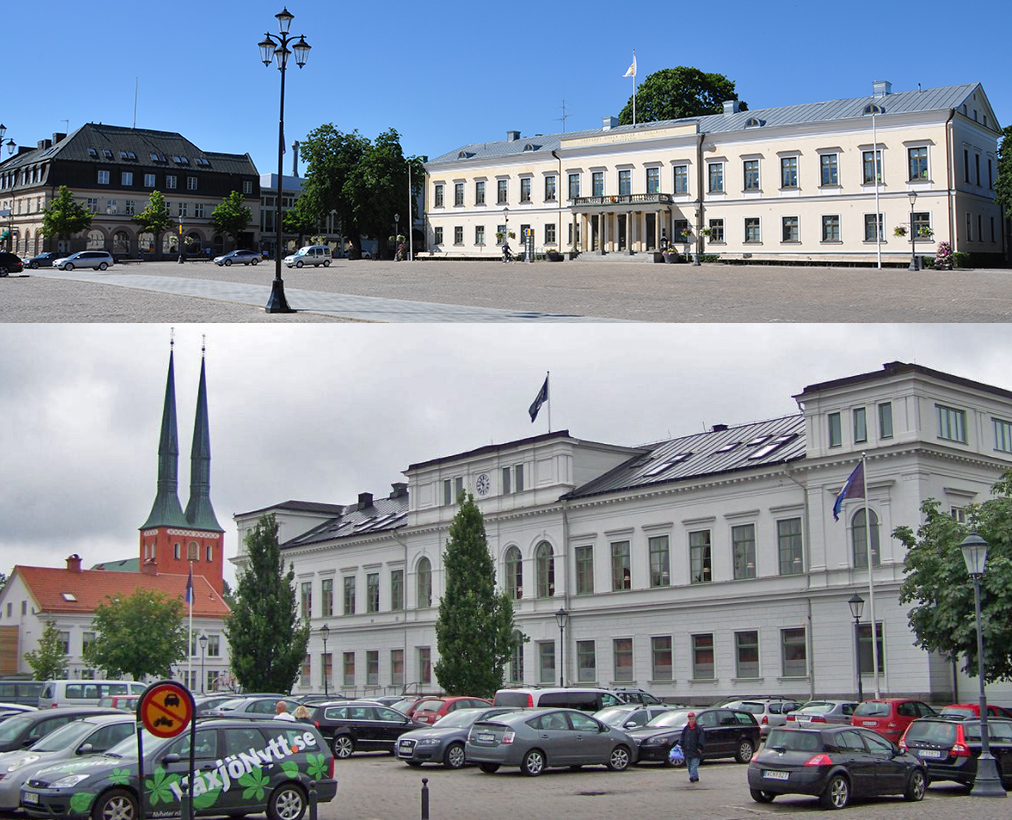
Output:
[
  {"xmin": 763, "ymin": 770, "xmax": 789, "ymax": 781},
  {"xmin": 917, "ymin": 749, "xmax": 942, "ymax": 758},
  {"xmin": 859, "ymin": 720, "xmax": 877, "ymax": 727},
  {"xmin": 22, "ymin": 792, "xmax": 39, "ymax": 805},
  {"xmin": 477, "ymin": 733, "xmax": 495, "ymax": 742}
]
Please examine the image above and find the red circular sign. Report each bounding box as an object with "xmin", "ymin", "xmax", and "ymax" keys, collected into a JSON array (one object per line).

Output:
[{"xmin": 139, "ymin": 682, "xmax": 193, "ymax": 738}]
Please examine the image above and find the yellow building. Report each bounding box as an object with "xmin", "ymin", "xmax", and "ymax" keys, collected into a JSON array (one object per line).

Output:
[{"xmin": 424, "ymin": 81, "xmax": 1004, "ymax": 265}]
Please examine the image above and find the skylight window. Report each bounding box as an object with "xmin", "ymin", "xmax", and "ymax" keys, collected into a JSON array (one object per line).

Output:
[
  {"xmin": 643, "ymin": 452, "xmax": 692, "ymax": 476},
  {"xmin": 120, "ymin": 150, "xmax": 128, "ymax": 159},
  {"xmin": 745, "ymin": 434, "xmax": 771, "ymax": 447},
  {"xmin": 62, "ymin": 592, "xmax": 77, "ymax": 602},
  {"xmin": 748, "ymin": 433, "xmax": 799, "ymax": 459},
  {"xmin": 103, "ymin": 149, "xmax": 113, "ymax": 159},
  {"xmin": 88, "ymin": 148, "xmax": 97, "ymax": 157},
  {"xmin": 713, "ymin": 441, "xmax": 741, "ymax": 454},
  {"xmin": 745, "ymin": 117, "xmax": 762, "ymax": 128},
  {"xmin": 864, "ymin": 104, "xmax": 884, "ymax": 115},
  {"xmin": 151, "ymin": 153, "xmax": 159, "ymax": 161}
]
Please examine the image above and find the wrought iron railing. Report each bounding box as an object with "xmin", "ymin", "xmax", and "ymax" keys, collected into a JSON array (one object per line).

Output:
[{"xmin": 572, "ymin": 193, "xmax": 674, "ymax": 207}]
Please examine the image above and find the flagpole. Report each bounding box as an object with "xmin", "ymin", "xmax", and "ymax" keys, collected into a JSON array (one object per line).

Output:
[
  {"xmin": 632, "ymin": 50, "xmax": 637, "ymax": 126},
  {"xmin": 862, "ymin": 452, "xmax": 881, "ymax": 698},
  {"xmin": 187, "ymin": 562, "xmax": 194, "ymax": 689},
  {"xmin": 547, "ymin": 371, "xmax": 551, "ymax": 433}
]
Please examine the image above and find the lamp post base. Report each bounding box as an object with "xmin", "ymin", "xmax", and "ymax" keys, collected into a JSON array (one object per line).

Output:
[
  {"xmin": 265, "ymin": 279, "xmax": 294, "ymax": 313},
  {"xmin": 970, "ymin": 753, "xmax": 1007, "ymax": 797}
]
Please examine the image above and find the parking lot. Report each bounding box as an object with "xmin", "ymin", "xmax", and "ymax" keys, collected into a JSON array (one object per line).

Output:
[{"xmin": 324, "ymin": 753, "xmax": 1004, "ymax": 820}]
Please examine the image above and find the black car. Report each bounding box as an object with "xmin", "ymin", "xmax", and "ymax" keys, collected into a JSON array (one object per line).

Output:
[
  {"xmin": 900, "ymin": 716, "xmax": 1012, "ymax": 788},
  {"xmin": 748, "ymin": 725, "xmax": 927, "ymax": 809},
  {"xmin": 22, "ymin": 252, "xmax": 60, "ymax": 269},
  {"xmin": 0, "ymin": 252, "xmax": 24, "ymax": 276},
  {"xmin": 312, "ymin": 700, "xmax": 424, "ymax": 758},
  {"xmin": 626, "ymin": 707, "xmax": 760, "ymax": 765},
  {"xmin": 0, "ymin": 707, "xmax": 119, "ymax": 752}
]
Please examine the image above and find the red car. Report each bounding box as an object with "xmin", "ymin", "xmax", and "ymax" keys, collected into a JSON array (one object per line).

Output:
[
  {"xmin": 938, "ymin": 702, "xmax": 1012, "ymax": 719},
  {"xmin": 411, "ymin": 696, "xmax": 492, "ymax": 725},
  {"xmin": 851, "ymin": 698, "xmax": 936, "ymax": 743}
]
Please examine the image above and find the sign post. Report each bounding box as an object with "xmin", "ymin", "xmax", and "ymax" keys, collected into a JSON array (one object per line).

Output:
[{"xmin": 137, "ymin": 681, "xmax": 195, "ymax": 820}]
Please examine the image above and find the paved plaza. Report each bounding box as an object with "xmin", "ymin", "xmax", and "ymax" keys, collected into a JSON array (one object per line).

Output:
[{"xmin": 2, "ymin": 258, "xmax": 1011, "ymax": 322}]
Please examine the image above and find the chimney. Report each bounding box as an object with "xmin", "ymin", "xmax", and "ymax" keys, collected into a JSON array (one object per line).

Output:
[
  {"xmin": 66, "ymin": 554, "xmax": 82, "ymax": 573},
  {"xmin": 602, "ymin": 116, "xmax": 618, "ymax": 131},
  {"xmin": 292, "ymin": 140, "xmax": 300, "ymax": 177},
  {"xmin": 37, "ymin": 139, "xmax": 53, "ymax": 151},
  {"xmin": 722, "ymin": 100, "xmax": 740, "ymax": 115},
  {"xmin": 358, "ymin": 492, "xmax": 374, "ymax": 509},
  {"xmin": 712, "ymin": 423, "xmax": 729, "ymax": 432},
  {"xmin": 872, "ymin": 80, "xmax": 892, "ymax": 98},
  {"xmin": 389, "ymin": 482, "xmax": 408, "ymax": 499},
  {"xmin": 52, "ymin": 133, "xmax": 67, "ymax": 144},
  {"xmin": 506, "ymin": 130, "xmax": 520, "ymax": 142}
]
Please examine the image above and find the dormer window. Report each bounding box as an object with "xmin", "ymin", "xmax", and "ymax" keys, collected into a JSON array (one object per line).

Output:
[
  {"xmin": 863, "ymin": 104, "xmax": 884, "ymax": 115},
  {"xmin": 88, "ymin": 148, "xmax": 97, "ymax": 157},
  {"xmin": 745, "ymin": 117, "xmax": 762, "ymax": 128},
  {"xmin": 103, "ymin": 149, "xmax": 113, "ymax": 159}
]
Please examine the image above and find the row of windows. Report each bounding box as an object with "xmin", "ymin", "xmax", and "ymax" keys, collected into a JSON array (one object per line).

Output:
[
  {"xmin": 301, "ymin": 561, "xmax": 433, "ymax": 619},
  {"xmin": 80, "ymin": 198, "xmax": 213, "ymax": 219},
  {"xmin": 830, "ymin": 401, "xmax": 1012, "ymax": 451},
  {"xmin": 306, "ymin": 647, "xmax": 429, "ymax": 688},
  {"xmin": 95, "ymin": 170, "xmax": 201, "ymax": 191},
  {"xmin": 828, "ymin": 402, "xmax": 893, "ymax": 448}
]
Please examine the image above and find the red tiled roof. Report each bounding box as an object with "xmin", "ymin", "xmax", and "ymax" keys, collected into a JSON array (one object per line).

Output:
[{"xmin": 15, "ymin": 566, "xmax": 230, "ymax": 618}]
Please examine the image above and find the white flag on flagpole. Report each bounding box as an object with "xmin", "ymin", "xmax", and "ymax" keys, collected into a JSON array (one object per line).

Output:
[{"xmin": 623, "ymin": 54, "xmax": 637, "ymax": 78}]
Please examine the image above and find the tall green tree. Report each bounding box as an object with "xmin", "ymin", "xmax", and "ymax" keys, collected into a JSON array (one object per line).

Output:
[
  {"xmin": 39, "ymin": 186, "xmax": 93, "ymax": 248},
  {"xmin": 24, "ymin": 621, "xmax": 68, "ymax": 681},
  {"xmin": 434, "ymin": 493, "xmax": 523, "ymax": 697},
  {"xmin": 226, "ymin": 514, "xmax": 309, "ymax": 693},
  {"xmin": 896, "ymin": 471, "xmax": 1012, "ymax": 682},
  {"xmin": 211, "ymin": 191, "xmax": 254, "ymax": 250},
  {"xmin": 84, "ymin": 589, "xmax": 187, "ymax": 680},
  {"xmin": 995, "ymin": 125, "xmax": 1012, "ymax": 215},
  {"xmin": 618, "ymin": 66, "xmax": 748, "ymax": 126},
  {"xmin": 132, "ymin": 191, "xmax": 173, "ymax": 260},
  {"xmin": 282, "ymin": 196, "xmax": 319, "ymax": 249}
]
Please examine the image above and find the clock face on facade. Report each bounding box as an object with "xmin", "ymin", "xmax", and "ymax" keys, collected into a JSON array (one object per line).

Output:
[{"xmin": 475, "ymin": 473, "xmax": 491, "ymax": 496}]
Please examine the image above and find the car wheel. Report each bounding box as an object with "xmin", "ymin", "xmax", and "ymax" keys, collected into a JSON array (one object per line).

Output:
[
  {"xmin": 749, "ymin": 789, "xmax": 775, "ymax": 804},
  {"xmin": 479, "ymin": 763, "xmax": 500, "ymax": 774},
  {"xmin": 99, "ymin": 262, "xmax": 108, "ymax": 270},
  {"xmin": 30, "ymin": 261, "xmax": 39, "ymax": 269},
  {"xmin": 225, "ymin": 259, "xmax": 232, "ymax": 266},
  {"xmin": 521, "ymin": 749, "xmax": 546, "ymax": 777},
  {"xmin": 736, "ymin": 739, "xmax": 755, "ymax": 763},
  {"xmin": 607, "ymin": 745, "xmax": 631, "ymax": 772},
  {"xmin": 332, "ymin": 735, "xmax": 354, "ymax": 758},
  {"xmin": 252, "ymin": 258, "xmax": 259, "ymax": 265},
  {"xmin": 323, "ymin": 260, "xmax": 330, "ymax": 267},
  {"xmin": 64, "ymin": 263, "xmax": 74, "ymax": 271},
  {"xmin": 296, "ymin": 260, "xmax": 304, "ymax": 268},
  {"xmin": 443, "ymin": 742, "xmax": 466, "ymax": 770},
  {"xmin": 820, "ymin": 774, "xmax": 850, "ymax": 810},
  {"xmin": 267, "ymin": 783, "xmax": 306, "ymax": 820},
  {"xmin": 405, "ymin": 761, "xmax": 423, "ymax": 768},
  {"xmin": 92, "ymin": 788, "xmax": 138, "ymax": 820},
  {"xmin": 663, "ymin": 745, "xmax": 683, "ymax": 767},
  {"xmin": 0, "ymin": 266, "xmax": 8, "ymax": 276},
  {"xmin": 904, "ymin": 769, "xmax": 926, "ymax": 802}
]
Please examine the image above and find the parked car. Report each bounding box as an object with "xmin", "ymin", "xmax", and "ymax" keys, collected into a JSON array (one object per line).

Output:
[
  {"xmin": 723, "ymin": 698, "xmax": 802, "ymax": 738},
  {"xmin": 411, "ymin": 696, "xmax": 492, "ymax": 725},
  {"xmin": 395, "ymin": 707, "xmax": 517, "ymax": 769},
  {"xmin": 748, "ymin": 725, "xmax": 927, "ymax": 808},
  {"xmin": 0, "ymin": 252, "xmax": 25, "ymax": 276},
  {"xmin": 938, "ymin": 702, "xmax": 1012, "ymax": 719},
  {"xmin": 193, "ymin": 694, "xmax": 241, "ymax": 715},
  {"xmin": 39, "ymin": 680, "xmax": 146, "ymax": 709},
  {"xmin": 284, "ymin": 245, "xmax": 332, "ymax": 268},
  {"xmin": 899, "ymin": 716, "xmax": 1012, "ymax": 788},
  {"xmin": 785, "ymin": 700, "xmax": 859, "ymax": 727},
  {"xmin": 612, "ymin": 688, "xmax": 664, "ymax": 705},
  {"xmin": 371, "ymin": 696, "xmax": 406, "ymax": 707},
  {"xmin": 0, "ymin": 681, "xmax": 44, "ymax": 707},
  {"xmin": 213, "ymin": 249, "xmax": 260, "ymax": 266},
  {"xmin": 466, "ymin": 707, "xmax": 635, "ymax": 776},
  {"xmin": 625, "ymin": 707, "xmax": 761, "ymax": 765},
  {"xmin": 96, "ymin": 694, "xmax": 139, "ymax": 711},
  {"xmin": 0, "ymin": 707, "xmax": 119, "ymax": 753},
  {"xmin": 0, "ymin": 703, "xmax": 36, "ymax": 723},
  {"xmin": 0, "ymin": 712, "xmax": 135, "ymax": 809},
  {"xmin": 388, "ymin": 697, "xmax": 434, "ymax": 719},
  {"xmin": 19, "ymin": 718, "xmax": 337, "ymax": 820},
  {"xmin": 206, "ymin": 695, "xmax": 302, "ymax": 719},
  {"xmin": 312, "ymin": 700, "xmax": 424, "ymax": 758},
  {"xmin": 53, "ymin": 251, "xmax": 114, "ymax": 271},
  {"xmin": 594, "ymin": 704, "xmax": 681, "ymax": 731},
  {"xmin": 22, "ymin": 252, "xmax": 60, "ymax": 269},
  {"xmin": 492, "ymin": 687, "xmax": 622, "ymax": 713},
  {"xmin": 851, "ymin": 698, "xmax": 936, "ymax": 744}
]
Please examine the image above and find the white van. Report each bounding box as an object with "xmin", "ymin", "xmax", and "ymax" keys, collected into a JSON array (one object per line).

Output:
[
  {"xmin": 492, "ymin": 687, "xmax": 622, "ymax": 712},
  {"xmin": 284, "ymin": 245, "xmax": 332, "ymax": 268},
  {"xmin": 39, "ymin": 680, "xmax": 146, "ymax": 709}
]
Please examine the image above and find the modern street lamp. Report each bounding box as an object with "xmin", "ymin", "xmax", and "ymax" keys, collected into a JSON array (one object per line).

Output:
[
  {"xmin": 320, "ymin": 623, "xmax": 330, "ymax": 697},
  {"xmin": 1, "ymin": 129, "xmax": 14, "ymax": 253},
  {"xmin": 198, "ymin": 633, "xmax": 208, "ymax": 694},
  {"xmin": 554, "ymin": 608, "xmax": 568, "ymax": 687},
  {"xmin": 394, "ymin": 213, "xmax": 399, "ymax": 259},
  {"xmin": 258, "ymin": 8, "xmax": 311, "ymax": 313},
  {"xmin": 907, "ymin": 190, "xmax": 918, "ymax": 271},
  {"xmin": 959, "ymin": 532, "xmax": 1005, "ymax": 798},
  {"xmin": 177, "ymin": 216, "xmax": 185, "ymax": 265},
  {"xmin": 847, "ymin": 593, "xmax": 865, "ymax": 702}
]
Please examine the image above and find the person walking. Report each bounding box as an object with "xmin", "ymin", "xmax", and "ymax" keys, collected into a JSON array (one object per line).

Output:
[{"xmin": 680, "ymin": 712, "xmax": 705, "ymax": 783}]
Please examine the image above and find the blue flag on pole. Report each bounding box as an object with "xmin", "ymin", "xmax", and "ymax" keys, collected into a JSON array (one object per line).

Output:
[
  {"xmin": 529, "ymin": 376, "xmax": 549, "ymax": 422},
  {"xmin": 833, "ymin": 461, "xmax": 865, "ymax": 521},
  {"xmin": 185, "ymin": 565, "xmax": 193, "ymax": 606}
]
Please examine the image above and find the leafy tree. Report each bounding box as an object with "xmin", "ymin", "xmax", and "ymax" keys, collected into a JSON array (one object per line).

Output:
[
  {"xmin": 282, "ymin": 196, "xmax": 318, "ymax": 249},
  {"xmin": 222, "ymin": 578, "xmax": 235, "ymax": 610},
  {"xmin": 0, "ymin": 571, "xmax": 6, "ymax": 594},
  {"xmin": 618, "ymin": 66, "xmax": 748, "ymax": 126},
  {"xmin": 39, "ymin": 186, "xmax": 93, "ymax": 247},
  {"xmin": 226, "ymin": 514, "xmax": 309, "ymax": 693},
  {"xmin": 434, "ymin": 493, "xmax": 523, "ymax": 697},
  {"xmin": 211, "ymin": 191, "xmax": 254, "ymax": 250},
  {"xmin": 896, "ymin": 471, "xmax": 1012, "ymax": 682},
  {"xmin": 132, "ymin": 191, "xmax": 173, "ymax": 260},
  {"xmin": 995, "ymin": 125, "xmax": 1012, "ymax": 215},
  {"xmin": 84, "ymin": 588, "xmax": 187, "ymax": 680},
  {"xmin": 24, "ymin": 621, "xmax": 68, "ymax": 681}
]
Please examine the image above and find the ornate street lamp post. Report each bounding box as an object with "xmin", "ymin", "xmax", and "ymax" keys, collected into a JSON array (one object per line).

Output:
[
  {"xmin": 847, "ymin": 593, "xmax": 865, "ymax": 702},
  {"xmin": 198, "ymin": 633, "xmax": 208, "ymax": 694},
  {"xmin": 554, "ymin": 608, "xmax": 568, "ymax": 687},
  {"xmin": 908, "ymin": 190, "xmax": 918, "ymax": 271},
  {"xmin": 320, "ymin": 623, "xmax": 330, "ymax": 697},
  {"xmin": 258, "ymin": 8, "xmax": 311, "ymax": 313}
]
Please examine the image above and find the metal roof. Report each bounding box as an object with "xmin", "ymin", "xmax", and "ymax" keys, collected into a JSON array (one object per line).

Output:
[{"xmin": 282, "ymin": 494, "xmax": 410, "ymax": 549}]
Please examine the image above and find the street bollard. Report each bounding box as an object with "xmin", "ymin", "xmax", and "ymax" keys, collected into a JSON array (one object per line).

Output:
[
  {"xmin": 420, "ymin": 777, "xmax": 429, "ymax": 820},
  {"xmin": 309, "ymin": 780, "xmax": 318, "ymax": 820}
]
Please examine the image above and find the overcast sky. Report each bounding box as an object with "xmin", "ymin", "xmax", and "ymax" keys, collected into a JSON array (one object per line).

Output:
[{"xmin": 2, "ymin": 324, "xmax": 1009, "ymax": 585}]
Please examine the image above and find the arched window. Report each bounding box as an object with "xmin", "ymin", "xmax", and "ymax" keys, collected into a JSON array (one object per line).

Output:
[
  {"xmin": 417, "ymin": 556, "xmax": 432, "ymax": 609},
  {"xmin": 505, "ymin": 546, "xmax": 523, "ymax": 599},
  {"xmin": 112, "ymin": 231, "xmax": 130, "ymax": 256},
  {"xmin": 535, "ymin": 542, "xmax": 555, "ymax": 598},
  {"xmin": 508, "ymin": 630, "xmax": 524, "ymax": 682},
  {"xmin": 138, "ymin": 232, "xmax": 155, "ymax": 253},
  {"xmin": 86, "ymin": 229, "xmax": 105, "ymax": 250},
  {"xmin": 852, "ymin": 508, "xmax": 881, "ymax": 568}
]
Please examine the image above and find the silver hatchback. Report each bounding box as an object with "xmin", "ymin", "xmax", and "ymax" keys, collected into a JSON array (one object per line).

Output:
[
  {"xmin": 724, "ymin": 698, "xmax": 802, "ymax": 738},
  {"xmin": 466, "ymin": 707, "xmax": 635, "ymax": 776},
  {"xmin": 53, "ymin": 251, "xmax": 114, "ymax": 271}
]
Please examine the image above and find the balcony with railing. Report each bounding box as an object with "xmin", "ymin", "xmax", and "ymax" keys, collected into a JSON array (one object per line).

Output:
[{"xmin": 572, "ymin": 193, "xmax": 674, "ymax": 208}]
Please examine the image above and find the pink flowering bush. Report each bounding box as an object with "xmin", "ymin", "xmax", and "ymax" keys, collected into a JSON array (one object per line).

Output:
[{"xmin": 935, "ymin": 241, "xmax": 953, "ymax": 269}]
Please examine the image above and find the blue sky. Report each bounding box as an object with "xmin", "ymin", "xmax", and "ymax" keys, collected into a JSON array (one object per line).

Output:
[{"xmin": 5, "ymin": 0, "xmax": 1010, "ymax": 176}]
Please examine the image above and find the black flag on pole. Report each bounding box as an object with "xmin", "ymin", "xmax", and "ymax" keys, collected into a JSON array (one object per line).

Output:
[{"xmin": 529, "ymin": 376, "xmax": 549, "ymax": 422}]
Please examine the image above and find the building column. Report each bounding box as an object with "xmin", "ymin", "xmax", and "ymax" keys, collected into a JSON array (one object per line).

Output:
[{"xmin": 601, "ymin": 212, "xmax": 608, "ymax": 254}]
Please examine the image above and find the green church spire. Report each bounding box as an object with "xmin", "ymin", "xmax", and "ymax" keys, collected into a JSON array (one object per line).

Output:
[
  {"xmin": 184, "ymin": 339, "xmax": 223, "ymax": 532},
  {"xmin": 141, "ymin": 337, "xmax": 188, "ymax": 530}
]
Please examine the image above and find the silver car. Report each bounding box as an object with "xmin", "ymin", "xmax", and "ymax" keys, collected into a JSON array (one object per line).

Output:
[
  {"xmin": 785, "ymin": 700, "xmax": 859, "ymax": 727},
  {"xmin": 396, "ymin": 706, "xmax": 517, "ymax": 769},
  {"xmin": 723, "ymin": 698, "xmax": 801, "ymax": 738},
  {"xmin": 0, "ymin": 713, "xmax": 135, "ymax": 809},
  {"xmin": 213, "ymin": 250, "xmax": 260, "ymax": 266},
  {"xmin": 465, "ymin": 707, "xmax": 635, "ymax": 776},
  {"xmin": 53, "ymin": 251, "xmax": 114, "ymax": 271},
  {"xmin": 594, "ymin": 704, "xmax": 681, "ymax": 730}
]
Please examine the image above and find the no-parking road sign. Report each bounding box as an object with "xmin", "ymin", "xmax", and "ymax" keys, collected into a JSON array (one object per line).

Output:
[{"xmin": 138, "ymin": 681, "xmax": 194, "ymax": 738}]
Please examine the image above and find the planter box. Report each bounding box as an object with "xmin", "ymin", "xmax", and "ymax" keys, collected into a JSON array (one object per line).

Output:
[{"xmin": 662, "ymin": 253, "xmax": 680, "ymax": 264}]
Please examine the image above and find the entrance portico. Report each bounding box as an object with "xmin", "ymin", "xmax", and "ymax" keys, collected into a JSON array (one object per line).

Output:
[{"xmin": 570, "ymin": 193, "xmax": 680, "ymax": 254}]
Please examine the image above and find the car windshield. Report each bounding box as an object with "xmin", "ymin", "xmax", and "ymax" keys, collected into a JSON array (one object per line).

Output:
[
  {"xmin": 854, "ymin": 702, "xmax": 891, "ymax": 717},
  {"xmin": 595, "ymin": 707, "xmax": 635, "ymax": 725},
  {"xmin": 294, "ymin": 248, "xmax": 309, "ymax": 257},
  {"xmin": 646, "ymin": 710, "xmax": 689, "ymax": 728},
  {"xmin": 797, "ymin": 702, "xmax": 836, "ymax": 714},
  {"xmin": 106, "ymin": 728, "xmax": 164, "ymax": 759},
  {"xmin": 390, "ymin": 699, "xmax": 417, "ymax": 713},
  {"xmin": 0, "ymin": 714, "xmax": 34, "ymax": 742},
  {"xmin": 766, "ymin": 729, "xmax": 822, "ymax": 751},
  {"xmin": 31, "ymin": 720, "xmax": 97, "ymax": 752},
  {"xmin": 216, "ymin": 698, "xmax": 245, "ymax": 711},
  {"xmin": 431, "ymin": 710, "xmax": 483, "ymax": 729}
]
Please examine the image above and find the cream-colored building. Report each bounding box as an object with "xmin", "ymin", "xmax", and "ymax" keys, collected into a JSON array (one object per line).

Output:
[{"xmin": 424, "ymin": 81, "xmax": 1004, "ymax": 265}]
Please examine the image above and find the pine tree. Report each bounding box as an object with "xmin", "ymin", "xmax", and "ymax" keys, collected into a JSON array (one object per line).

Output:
[
  {"xmin": 24, "ymin": 621, "xmax": 68, "ymax": 681},
  {"xmin": 434, "ymin": 493, "xmax": 523, "ymax": 697},
  {"xmin": 225, "ymin": 514, "xmax": 309, "ymax": 693}
]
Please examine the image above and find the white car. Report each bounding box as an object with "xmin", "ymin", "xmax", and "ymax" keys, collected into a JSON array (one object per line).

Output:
[
  {"xmin": 53, "ymin": 251, "xmax": 115, "ymax": 271},
  {"xmin": 285, "ymin": 245, "xmax": 332, "ymax": 268}
]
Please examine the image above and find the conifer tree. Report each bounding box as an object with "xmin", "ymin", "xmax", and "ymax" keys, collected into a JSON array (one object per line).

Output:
[
  {"xmin": 434, "ymin": 493, "xmax": 523, "ymax": 697},
  {"xmin": 226, "ymin": 514, "xmax": 309, "ymax": 693}
]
